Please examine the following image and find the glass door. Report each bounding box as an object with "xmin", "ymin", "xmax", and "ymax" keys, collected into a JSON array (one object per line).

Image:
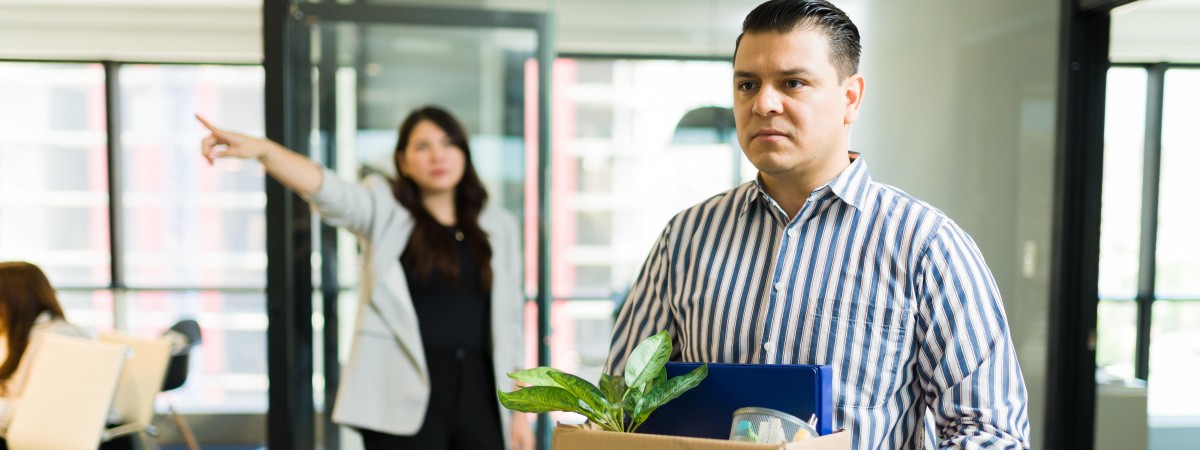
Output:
[{"xmin": 267, "ymin": 3, "xmax": 550, "ymax": 449}]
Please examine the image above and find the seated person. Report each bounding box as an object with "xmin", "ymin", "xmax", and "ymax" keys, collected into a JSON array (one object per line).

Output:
[{"xmin": 0, "ymin": 261, "xmax": 90, "ymax": 440}]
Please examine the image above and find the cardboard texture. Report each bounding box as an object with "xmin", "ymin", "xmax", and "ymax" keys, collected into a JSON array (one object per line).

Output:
[{"xmin": 551, "ymin": 424, "xmax": 851, "ymax": 450}]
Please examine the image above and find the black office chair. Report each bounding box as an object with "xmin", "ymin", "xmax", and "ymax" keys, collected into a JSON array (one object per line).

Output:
[
  {"xmin": 160, "ymin": 319, "xmax": 202, "ymax": 450},
  {"xmin": 162, "ymin": 320, "xmax": 202, "ymax": 391}
]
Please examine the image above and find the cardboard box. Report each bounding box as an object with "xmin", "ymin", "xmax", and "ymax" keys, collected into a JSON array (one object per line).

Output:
[{"xmin": 551, "ymin": 424, "xmax": 851, "ymax": 450}]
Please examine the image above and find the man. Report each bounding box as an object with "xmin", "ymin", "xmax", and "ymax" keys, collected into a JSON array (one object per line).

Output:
[{"xmin": 603, "ymin": 1, "xmax": 1031, "ymax": 449}]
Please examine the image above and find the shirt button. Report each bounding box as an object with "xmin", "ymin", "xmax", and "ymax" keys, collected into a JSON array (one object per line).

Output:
[
  {"xmin": 763, "ymin": 342, "xmax": 775, "ymax": 352},
  {"xmin": 787, "ymin": 228, "xmax": 798, "ymax": 238},
  {"xmin": 774, "ymin": 281, "xmax": 785, "ymax": 292}
]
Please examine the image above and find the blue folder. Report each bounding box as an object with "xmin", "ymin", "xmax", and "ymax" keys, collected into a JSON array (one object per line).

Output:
[{"xmin": 635, "ymin": 362, "xmax": 834, "ymax": 439}]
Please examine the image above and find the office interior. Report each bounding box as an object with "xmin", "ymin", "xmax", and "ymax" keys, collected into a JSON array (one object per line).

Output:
[{"xmin": 0, "ymin": 0, "xmax": 1196, "ymax": 449}]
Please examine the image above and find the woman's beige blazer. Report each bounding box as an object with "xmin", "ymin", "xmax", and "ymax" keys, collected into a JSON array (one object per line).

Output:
[{"xmin": 306, "ymin": 168, "xmax": 524, "ymax": 443}]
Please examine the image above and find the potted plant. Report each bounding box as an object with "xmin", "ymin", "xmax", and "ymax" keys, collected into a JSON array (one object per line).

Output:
[{"xmin": 497, "ymin": 330, "xmax": 708, "ymax": 432}]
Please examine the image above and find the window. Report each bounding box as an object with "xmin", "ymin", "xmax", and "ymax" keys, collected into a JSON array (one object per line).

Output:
[
  {"xmin": 1096, "ymin": 67, "xmax": 1146, "ymax": 378},
  {"xmin": 549, "ymin": 59, "xmax": 742, "ymax": 425},
  {"xmin": 0, "ymin": 62, "xmax": 109, "ymax": 287},
  {"xmin": 1097, "ymin": 66, "xmax": 1200, "ymax": 430},
  {"xmin": 1147, "ymin": 68, "xmax": 1200, "ymax": 418},
  {"xmin": 0, "ymin": 61, "xmax": 267, "ymax": 414}
]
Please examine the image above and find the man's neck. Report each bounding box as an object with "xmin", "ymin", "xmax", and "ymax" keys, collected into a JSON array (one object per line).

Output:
[{"xmin": 759, "ymin": 154, "xmax": 852, "ymax": 219}]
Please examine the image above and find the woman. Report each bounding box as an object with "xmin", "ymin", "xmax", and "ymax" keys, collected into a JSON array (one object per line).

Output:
[
  {"xmin": 198, "ymin": 107, "xmax": 532, "ymax": 450},
  {"xmin": 0, "ymin": 261, "xmax": 90, "ymax": 438}
]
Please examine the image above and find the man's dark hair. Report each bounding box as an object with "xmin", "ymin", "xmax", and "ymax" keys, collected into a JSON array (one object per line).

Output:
[{"xmin": 734, "ymin": 0, "xmax": 861, "ymax": 80}]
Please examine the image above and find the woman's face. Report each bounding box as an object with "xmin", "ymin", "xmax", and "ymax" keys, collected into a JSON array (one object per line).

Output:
[{"xmin": 398, "ymin": 120, "xmax": 467, "ymax": 196}]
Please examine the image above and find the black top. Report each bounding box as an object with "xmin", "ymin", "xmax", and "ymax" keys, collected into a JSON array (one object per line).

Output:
[{"xmin": 402, "ymin": 224, "xmax": 491, "ymax": 352}]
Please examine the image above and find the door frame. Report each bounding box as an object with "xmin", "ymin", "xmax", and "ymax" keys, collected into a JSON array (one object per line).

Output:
[
  {"xmin": 1046, "ymin": 0, "xmax": 1138, "ymax": 448},
  {"xmin": 263, "ymin": 2, "xmax": 553, "ymax": 448}
]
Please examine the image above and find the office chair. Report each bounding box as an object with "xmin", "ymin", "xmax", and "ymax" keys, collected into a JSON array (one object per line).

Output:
[
  {"xmin": 161, "ymin": 320, "xmax": 201, "ymax": 391},
  {"xmin": 6, "ymin": 334, "xmax": 129, "ymax": 450},
  {"xmin": 99, "ymin": 333, "xmax": 173, "ymax": 450},
  {"xmin": 159, "ymin": 319, "xmax": 202, "ymax": 450}
]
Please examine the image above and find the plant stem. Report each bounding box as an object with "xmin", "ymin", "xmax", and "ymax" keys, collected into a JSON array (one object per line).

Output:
[{"xmin": 620, "ymin": 389, "xmax": 633, "ymax": 432}]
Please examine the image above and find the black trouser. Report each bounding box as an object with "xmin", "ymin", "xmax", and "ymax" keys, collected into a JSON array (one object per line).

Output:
[{"xmin": 358, "ymin": 346, "xmax": 503, "ymax": 450}]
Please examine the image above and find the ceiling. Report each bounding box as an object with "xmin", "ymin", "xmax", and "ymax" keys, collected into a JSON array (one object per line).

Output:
[
  {"xmin": 1111, "ymin": 0, "xmax": 1200, "ymax": 63},
  {"xmin": 1, "ymin": 0, "xmax": 1195, "ymax": 64}
]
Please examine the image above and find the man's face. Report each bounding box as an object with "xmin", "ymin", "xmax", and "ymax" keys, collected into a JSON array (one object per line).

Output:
[{"xmin": 733, "ymin": 29, "xmax": 863, "ymax": 184}]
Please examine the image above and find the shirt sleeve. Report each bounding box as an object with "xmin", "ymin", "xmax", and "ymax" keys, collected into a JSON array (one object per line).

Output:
[
  {"xmin": 915, "ymin": 222, "xmax": 1031, "ymax": 449},
  {"xmin": 604, "ymin": 223, "xmax": 676, "ymax": 376}
]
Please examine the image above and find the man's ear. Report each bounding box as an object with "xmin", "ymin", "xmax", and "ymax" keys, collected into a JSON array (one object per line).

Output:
[{"xmin": 843, "ymin": 73, "xmax": 865, "ymax": 125}]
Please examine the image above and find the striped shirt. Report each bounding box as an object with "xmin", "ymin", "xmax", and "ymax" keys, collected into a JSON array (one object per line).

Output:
[{"xmin": 605, "ymin": 155, "xmax": 1030, "ymax": 449}]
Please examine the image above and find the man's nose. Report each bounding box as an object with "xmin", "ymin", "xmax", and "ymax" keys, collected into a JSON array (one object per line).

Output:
[{"xmin": 753, "ymin": 87, "xmax": 783, "ymax": 116}]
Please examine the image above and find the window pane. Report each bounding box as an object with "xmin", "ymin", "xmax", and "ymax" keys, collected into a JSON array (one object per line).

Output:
[
  {"xmin": 58, "ymin": 290, "xmax": 115, "ymax": 335},
  {"xmin": 1096, "ymin": 299, "xmax": 1138, "ymax": 379},
  {"xmin": 1147, "ymin": 300, "xmax": 1200, "ymax": 417},
  {"xmin": 1156, "ymin": 69, "xmax": 1200, "ymax": 298},
  {"xmin": 547, "ymin": 298, "xmax": 616, "ymax": 425},
  {"xmin": 1098, "ymin": 68, "xmax": 1147, "ymax": 300},
  {"xmin": 554, "ymin": 58, "xmax": 738, "ymax": 300},
  {"xmin": 0, "ymin": 62, "xmax": 109, "ymax": 287},
  {"xmin": 123, "ymin": 290, "xmax": 267, "ymax": 413},
  {"xmin": 547, "ymin": 58, "xmax": 736, "ymax": 422},
  {"xmin": 118, "ymin": 65, "xmax": 266, "ymax": 289}
]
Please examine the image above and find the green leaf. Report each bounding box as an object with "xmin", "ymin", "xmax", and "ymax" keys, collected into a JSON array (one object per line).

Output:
[
  {"xmin": 642, "ymin": 367, "xmax": 667, "ymax": 395},
  {"xmin": 496, "ymin": 386, "xmax": 579, "ymax": 414},
  {"xmin": 622, "ymin": 382, "xmax": 641, "ymax": 413},
  {"xmin": 507, "ymin": 367, "xmax": 565, "ymax": 387},
  {"xmin": 547, "ymin": 371, "xmax": 614, "ymax": 429},
  {"xmin": 624, "ymin": 330, "xmax": 671, "ymax": 390},
  {"xmin": 631, "ymin": 363, "xmax": 708, "ymax": 428},
  {"xmin": 599, "ymin": 373, "xmax": 626, "ymax": 406},
  {"xmin": 600, "ymin": 374, "xmax": 628, "ymax": 429},
  {"xmin": 575, "ymin": 398, "xmax": 620, "ymax": 432}
]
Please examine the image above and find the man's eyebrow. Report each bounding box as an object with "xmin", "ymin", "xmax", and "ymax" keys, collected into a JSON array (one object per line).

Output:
[
  {"xmin": 780, "ymin": 67, "xmax": 813, "ymax": 77},
  {"xmin": 733, "ymin": 67, "xmax": 813, "ymax": 78}
]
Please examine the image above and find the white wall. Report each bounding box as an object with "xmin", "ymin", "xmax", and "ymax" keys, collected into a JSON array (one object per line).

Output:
[{"xmin": 852, "ymin": 1, "xmax": 1059, "ymax": 447}]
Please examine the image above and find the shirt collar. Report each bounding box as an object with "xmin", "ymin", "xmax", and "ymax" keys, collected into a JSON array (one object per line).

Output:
[
  {"xmin": 740, "ymin": 152, "xmax": 872, "ymax": 217},
  {"xmin": 828, "ymin": 152, "xmax": 871, "ymax": 211}
]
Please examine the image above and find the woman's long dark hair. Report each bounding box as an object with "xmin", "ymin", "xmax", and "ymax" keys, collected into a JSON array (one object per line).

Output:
[
  {"xmin": 392, "ymin": 106, "xmax": 493, "ymax": 291},
  {"xmin": 0, "ymin": 261, "xmax": 67, "ymax": 394}
]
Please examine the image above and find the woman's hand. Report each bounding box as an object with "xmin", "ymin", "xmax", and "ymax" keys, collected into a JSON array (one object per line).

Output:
[
  {"xmin": 197, "ymin": 114, "xmax": 273, "ymax": 165},
  {"xmin": 195, "ymin": 113, "xmax": 323, "ymax": 195},
  {"xmin": 510, "ymin": 412, "xmax": 535, "ymax": 450}
]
